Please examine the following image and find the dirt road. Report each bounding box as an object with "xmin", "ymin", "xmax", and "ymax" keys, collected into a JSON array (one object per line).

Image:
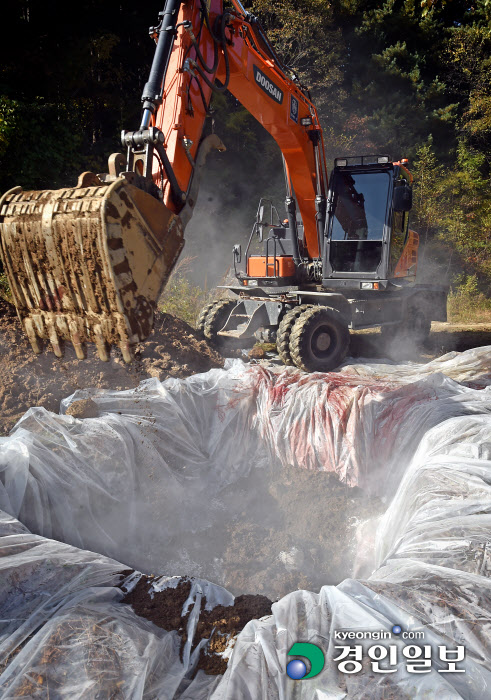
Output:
[{"xmin": 349, "ymin": 321, "xmax": 491, "ymax": 361}]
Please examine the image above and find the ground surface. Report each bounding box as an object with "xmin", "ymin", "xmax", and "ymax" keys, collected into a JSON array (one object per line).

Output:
[
  {"xmin": 349, "ymin": 321, "xmax": 491, "ymax": 361},
  {"xmin": 2, "ymin": 298, "xmax": 489, "ymax": 437},
  {"xmin": 250, "ymin": 321, "xmax": 491, "ymax": 365},
  {"xmin": 0, "ymin": 300, "xmax": 223, "ymax": 435}
]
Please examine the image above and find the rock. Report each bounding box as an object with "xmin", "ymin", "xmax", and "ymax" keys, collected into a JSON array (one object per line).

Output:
[
  {"xmin": 248, "ymin": 345, "xmax": 266, "ymax": 359},
  {"xmin": 66, "ymin": 398, "xmax": 99, "ymax": 419}
]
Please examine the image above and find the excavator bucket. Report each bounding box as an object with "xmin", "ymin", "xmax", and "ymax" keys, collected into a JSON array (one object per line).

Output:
[{"xmin": 0, "ymin": 176, "xmax": 184, "ymax": 362}]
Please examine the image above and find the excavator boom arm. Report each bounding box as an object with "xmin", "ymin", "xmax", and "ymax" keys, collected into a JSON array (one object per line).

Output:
[
  {"xmin": 0, "ymin": 0, "xmax": 330, "ymax": 362},
  {"xmin": 146, "ymin": 0, "xmax": 328, "ymax": 257}
]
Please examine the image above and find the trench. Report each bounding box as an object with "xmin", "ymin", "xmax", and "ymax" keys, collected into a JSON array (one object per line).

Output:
[{"xmin": 2, "ymin": 358, "xmax": 440, "ymax": 599}]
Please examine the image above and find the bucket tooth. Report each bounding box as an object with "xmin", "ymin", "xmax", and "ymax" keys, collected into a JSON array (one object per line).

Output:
[
  {"xmin": 73, "ymin": 342, "xmax": 86, "ymax": 360},
  {"xmin": 46, "ymin": 321, "xmax": 63, "ymax": 358},
  {"xmin": 69, "ymin": 321, "xmax": 86, "ymax": 360},
  {"xmin": 95, "ymin": 342, "xmax": 110, "ymax": 362},
  {"xmin": 93, "ymin": 327, "xmax": 110, "ymax": 362},
  {"xmin": 24, "ymin": 318, "xmax": 42, "ymax": 355},
  {"xmin": 119, "ymin": 340, "xmax": 134, "ymax": 364}
]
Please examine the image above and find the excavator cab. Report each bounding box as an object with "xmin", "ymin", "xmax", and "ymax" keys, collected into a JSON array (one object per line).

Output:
[{"xmin": 322, "ymin": 156, "xmax": 416, "ymax": 288}]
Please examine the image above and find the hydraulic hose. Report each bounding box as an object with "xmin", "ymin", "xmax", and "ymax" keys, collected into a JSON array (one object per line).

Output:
[
  {"xmin": 188, "ymin": 13, "xmax": 231, "ymax": 93},
  {"xmin": 141, "ymin": 0, "xmax": 183, "ymax": 129},
  {"xmin": 184, "ymin": 0, "xmax": 220, "ymax": 75}
]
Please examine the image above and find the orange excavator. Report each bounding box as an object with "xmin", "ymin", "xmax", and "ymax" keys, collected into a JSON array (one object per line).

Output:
[{"xmin": 0, "ymin": 0, "xmax": 447, "ymax": 371}]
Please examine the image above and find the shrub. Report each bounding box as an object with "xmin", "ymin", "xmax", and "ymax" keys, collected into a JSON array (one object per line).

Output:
[
  {"xmin": 447, "ymin": 274, "xmax": 491, "ymax": 323},
  {"xmin": 158, "ymin": 257, "xmax": 217, "ymax": 328}
]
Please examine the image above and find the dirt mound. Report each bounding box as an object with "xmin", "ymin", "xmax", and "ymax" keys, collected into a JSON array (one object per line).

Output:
[
  {"xmin": 217, "ymin": 464, "xmax": 382, "ymax": 598},
  {"xmin": 120, "ymin": 575, "xmax": 272, "ymax": 676},
  {"xmin": 129, "ymin": 460, "xmax": 382, "ymax": 601},
  {"xmin": 0, "ymin": 299, "xmax": 223, "ymax": 435}
]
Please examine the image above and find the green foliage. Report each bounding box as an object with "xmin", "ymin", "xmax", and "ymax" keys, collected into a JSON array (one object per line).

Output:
[
  {"xmin": 0, "ymin": 97, "xmax": 17, "ymax": 159},
  {"xmin": 249, "ymin": 0, "xmax": 344, "ymax": 109},
  {"xmin": 158, "ymin": 258, "xmax": 214, "ymax": 328},
  {"xmin": 412, "ymin": 138, "xmax": 444, "ymax": 238},
  {"xmin": 447, "ymin": 275, "xmax": 491, "ymax": 323},
  {"xmin": 411, "ymin": 138, "xmax": 491, "ymax": 294},
  {"xmin": 0, "ymin": 98, "xmax": 86, "ymax": 191},
  {"xmin": 0, "ymin": 0, "xmax": 152, "ymax": 191}
]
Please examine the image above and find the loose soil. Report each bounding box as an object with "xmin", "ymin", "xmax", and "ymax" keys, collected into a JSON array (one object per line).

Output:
[
  {"xmin": 0, "ymin": 299, "xmax": 223, "ymax": 435},
  {"xmin": 218, "ymin": 464, "xmax": 382, "ymax": 597},
  {"xmin": 120, "ymin": 574, "xmax": 272, "ymax": 675},
  {"xmin": 132, "ymin": 460, "xmax": 383, "ymax": 601},
  {"xmin": 3, "ymin": 295, "xmax": 489, "ymax": 435}
]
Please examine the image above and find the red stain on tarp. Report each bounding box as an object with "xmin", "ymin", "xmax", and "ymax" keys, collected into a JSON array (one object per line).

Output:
[{"xmin": 221, "ymin": 365, "xmax": 438, "ymax": 488}]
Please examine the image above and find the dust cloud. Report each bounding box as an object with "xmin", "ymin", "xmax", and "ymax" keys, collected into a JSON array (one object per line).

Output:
[
  {"xmin": 100, "ymin": 459, "xmax": 382, "ymax": 600},
  {"xmin": 182, "ymin": 126, "xmax": 285, "ymax": 289}
]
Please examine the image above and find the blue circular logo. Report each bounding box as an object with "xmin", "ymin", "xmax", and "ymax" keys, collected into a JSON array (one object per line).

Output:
[
  {"xmin": 286, "ymin": 659, "xmax": 307, "ymax": 680},
  {"xmin": 392, "ymin": 625, "xmax": 402, "ymax": 635}
]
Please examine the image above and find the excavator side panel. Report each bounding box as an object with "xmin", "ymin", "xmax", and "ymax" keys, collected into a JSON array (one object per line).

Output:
[{"xmin": 247, "ymin": 256, "xmax": 296, "ymax": 278}]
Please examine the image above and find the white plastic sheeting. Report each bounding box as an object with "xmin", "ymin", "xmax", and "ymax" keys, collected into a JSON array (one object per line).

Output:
[
  {"xmin": 0, "ymin": 509, "xmax": 229, "ymax": 698},
  {"xmin": 217, "ymin": 412, "xmax": 491, "ymax": 699},
  {"xmin": 0, "ymin": 346, "xmax": 490, "ymax": 698}
]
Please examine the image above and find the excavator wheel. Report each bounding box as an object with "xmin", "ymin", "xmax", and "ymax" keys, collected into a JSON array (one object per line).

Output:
[
  {"xmin": 289, "ymin": 305, "xmax": 350, "ymax": 373},
  {"xmin": 200, "ymin": 298, "xmax": 238, "ymax": 351},
  {"xmin": 276, "ymin": 304, "xmax": 312, "ymax": 366},
  {"xmin": 196, "ymin": 301, "xmax": 220, "ymax": 334}
]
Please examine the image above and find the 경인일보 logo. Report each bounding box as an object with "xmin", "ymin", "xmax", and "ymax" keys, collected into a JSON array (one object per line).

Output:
[
  {"xmin": 286, "ymin": 643, "xmax": 325, "ymax": 680},
  {"xmin": 287, "ymin": 628, "xmax": 465, "ymax": 680}
]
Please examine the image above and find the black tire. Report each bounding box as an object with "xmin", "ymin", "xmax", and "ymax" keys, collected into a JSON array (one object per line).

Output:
[
  {"xmin": 290, "ymin": 305, "xmax": 350, "ymax": 372},
  {"xmin": 197, "ymin": 301, "xmax": 219, "ymax": 334},
  {"xmin": 202, "ymin": 299, "xmax": 236, "ymax": 343},
  {"xmin": 276, "ymin": 304, "xmax": 312, "ymax": 366},
  {"xmin": 201, "ymin": 298, "xmax": 254, "ymax": 352},
  {"xmin": 380, "ymin": 307, "xmax": 431, "ymax": 346}
]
